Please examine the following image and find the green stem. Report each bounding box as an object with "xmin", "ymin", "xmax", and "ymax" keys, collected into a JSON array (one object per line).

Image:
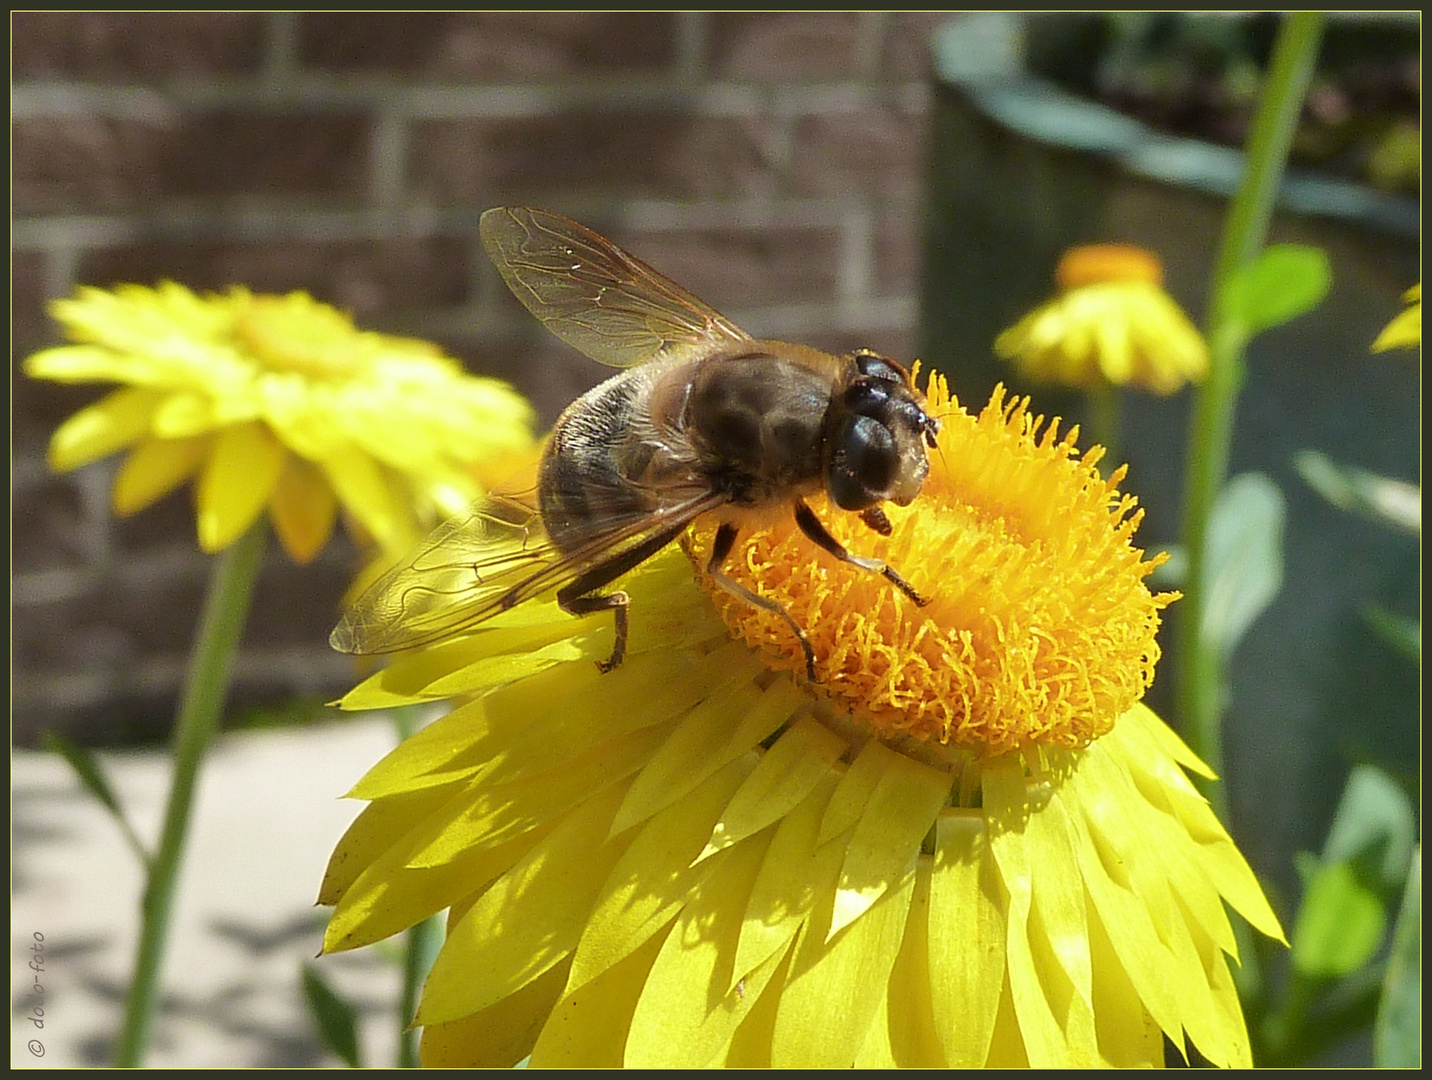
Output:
[
  {"xmin": 115, "ymin": 519, "xmax": 268, "ymax": 1067},
  {"xmin": 1086, "ymin": 379, "xmax": 1121, "ymax": 471},
  {"xmin": 1175, "ymin": 11, "xmax": 1324, "ymax": 815},
  {"xmin": 1173, "ymin": 11, "xmax": 1323, "ymax": 1038},
  {"xmin": 390, "ymin": 705, "xmax": 443, "ymax": 1068}
]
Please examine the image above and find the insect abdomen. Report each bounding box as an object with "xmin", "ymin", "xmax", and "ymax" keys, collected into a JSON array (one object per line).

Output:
[{"xmin": 539, "ymin": 369, "xmax": 660, "ymax": 553}]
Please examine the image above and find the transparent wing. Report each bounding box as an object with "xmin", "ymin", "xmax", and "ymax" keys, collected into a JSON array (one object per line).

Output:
[
  {"xmin": 331, "ymin": 489, "xmax": 728, "ymax": 656},
  {"xmin": 480, "ymin": 205, "xmax": 752, "ymax": 369}
]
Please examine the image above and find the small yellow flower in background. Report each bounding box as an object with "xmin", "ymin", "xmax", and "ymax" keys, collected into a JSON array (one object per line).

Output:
[
  {"xmin": 319, "ymin": 375, "xmax": 1283, "ymax": 1067},
  {"xmin": 996, "ymin": 244, "xmax": 1210, "ymax": 394},
  {"xmin": 1371, "ymin": 283, "xmax": 1421, "ymax": 352},
  {"xmin": 23, "ymin": 282, "xmax": 536, "ymax": 563}
]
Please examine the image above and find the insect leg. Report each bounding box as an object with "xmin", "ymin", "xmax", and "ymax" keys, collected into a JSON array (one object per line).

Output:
[
  {"xmin": 556, "ymin": 517, "xmax": 692, "ymax": 673},
  {"xmin": 705, "ymin": 522, "xmax": 818, "ymax": 682},
  {"xmin": 793, "ymin": 499, "xmax": 930, "ymax": 607}
]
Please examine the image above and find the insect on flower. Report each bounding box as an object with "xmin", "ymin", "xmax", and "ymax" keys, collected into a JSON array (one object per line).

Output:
[{"xmin": 331, "ymin": 206, "xmax": 941, "ymax": 680}]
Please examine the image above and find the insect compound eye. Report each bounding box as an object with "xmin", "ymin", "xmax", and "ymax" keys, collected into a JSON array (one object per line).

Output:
[
  {"xmin": 843, "ymin": 378, "xmax": 890, "ymax": 415},
  {"xmin": 852, "ymin": 350, "xmax": 904, "ymax": 384},
  {"xmin": 828, "ymin": 413, "xmax": 898, "ymax": 511}
]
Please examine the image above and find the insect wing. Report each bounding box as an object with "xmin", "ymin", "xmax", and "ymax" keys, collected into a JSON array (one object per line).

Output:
[
  {"xmin": 330, "ymin": 495, "xmax": 551, "ymax": 655},
  {"xmin": 331, "ymin": 489, "xmax": 730, "ymax": 656},
  {"xmin": 480, "ymin": 206, "xmax": 751, "ymax": 369}
]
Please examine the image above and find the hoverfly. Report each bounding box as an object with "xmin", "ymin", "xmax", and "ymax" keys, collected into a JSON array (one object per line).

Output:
[{"xmin": 331, "ymin": 206, "xmax": 940, "ymax": 681}]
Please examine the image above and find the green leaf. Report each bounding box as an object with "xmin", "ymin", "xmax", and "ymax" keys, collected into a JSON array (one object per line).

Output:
[
  {"xmin": 1222, "ymin": 243, "xmax": 1332, "ymax": 340},
  {"xmin": 1293, "ymin": 450, "xmax": 1420, "ymax": 536},
  {"xmin": 1290, "ymin": 859, "xmax": 1386, "ymax": 978},
  {"xmin": 1321, "ymin": 764, "xmax": 1417, "ymax": 890},
  {"xmin": 1201, "ymin": 472, "xmax": 1284, "ymax": 654},
  {"xmin": 1361, "ymin": 606, "xmax": 1420, "ymax": 663},
  {"xmin": 301, "ymin": 962, "xmax": 364, "ymax": 1068},
  {"xmin": 41, "ymin": 730, "xmax": 150, "ymax": 866},
  {"xmin": 1374, "ymin": 847, "xmax": 1421, "ymax": 1067}
]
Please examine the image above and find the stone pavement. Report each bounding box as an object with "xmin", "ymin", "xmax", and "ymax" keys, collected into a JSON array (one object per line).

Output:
[{"xmin": 12, "ymin": 716, "xmax": 415, "ymax": 1068}]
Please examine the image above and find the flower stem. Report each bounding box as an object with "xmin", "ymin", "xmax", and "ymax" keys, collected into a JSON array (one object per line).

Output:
[
  {"xmin": 1086, "ymin": 379, "xmax": 1121, "ymax": 471},
  {"xmin": 388, "ymin": 705, "xmax": 443, "ymax": 1068},
  {"xmin": 115, "ymin": 518, "xmax": 268, "ymax": 1067},
  {"xmin": 1175, "ymin": 11, "xmax": 1324, "ymax": 815}
]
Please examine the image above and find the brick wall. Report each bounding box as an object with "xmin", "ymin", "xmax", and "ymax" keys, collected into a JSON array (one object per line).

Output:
[{"xmin": 12, "ymin": 12, "xmax": 952, "ymax": 745}]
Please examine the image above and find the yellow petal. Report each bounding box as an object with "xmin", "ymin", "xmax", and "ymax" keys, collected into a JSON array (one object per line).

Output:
[
  {"xmin": 830, "ymin": 750, "xmax": 949, "ymax": 937},
  {"xmin": 23, "ymin": 343, "xmax": 160, "ymax": 383},
  {"xmin": 196, "ymin": 421, "xmax": 285, "ymax": 552},
  {"xmin": 613, "ymin": 671, "xmax": 795, "ymax": 836},
  {"xmin": 817, "ymin": 738, "xmax": 897, "ymax": 846},
  {"xmin": 699, "ymin": 714, "xmax": 846, "ymax": 861},
  {"xmin": 528, "ymin": 931, "xmax": 669, "ymax": 1068},
  {"xmin": 318, "ymin": 785, "xmax": 461, "ymax": 907},
  {"xmin": 1022, "ymin": 780, "xmax": 1099, "ymax": 1057},
  {"xmin": 1087, "ymin": 896, "xmax": 1166, "ymax": 1066},
  {"xmin": 1372, "ymin": 303, "xmax": 1421, "ymax": 351},
  {"xmin": 985, "ymin": 754, "xmax": 1096, "ymax": 1067},
  {"xmin": 418, "ymin": 783, "xmax": 630, "ymax": 1025},
  {"xmin": 325, "ymin": 809, "xmax": 550, "ymax": 954},
  {"xmin": 625, "ymin": 832, "xmax": 777, "ymax": 1066},
  {"xmin": 770, "ymin": 852, "xmax": 916, "ymax": 1066},
  {"xmin": 268, "ymin": 453, "xmax": 338, "ymax": 563},
  {"xmin": 420, "ymin": 961, "xmax": 568, "ymax": 1068},
  {"xmin": 320, "ymin": 451, "xmax": 420, "ymax": 555},
  {"xmin": 47, "ymin": 386, "xmax": 164, "ymax": 471},
  {"xmin": 344, "ymin": 699, "xmax": 491, "ymax": 802},
  {"xmin": 1061, "ymin": 748, "xmax": 1187, "ymax": 1054},
  {"xmin": 928, "ymin": 811, "xmax": 1006, "ymax": 1066},
  {"xmin": 405, "ymin": 725, "xmax": 673, "ymax": 869},
  {"xmin": 152, "ymin": 390, "xmax": 225, "ymax": 438},
  {"xmin": 569, "ymin": 756, "xmax": 755, "ymax": 992},
  {"xmin": 733, "ymin": 774, "xmax": 841, "ymax": 982},
  {"xmin": 111, "ymin": 434, "xmax": 208, "ymax": 515},
  {"xmin": 855, "ymin": 857, "xmax": 947, "ymax": 1066}
]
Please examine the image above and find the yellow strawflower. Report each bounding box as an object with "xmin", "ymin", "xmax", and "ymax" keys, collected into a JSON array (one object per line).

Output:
[
  {"xmin": 1371, "ymin": 283, "xmax": 1421, "ymax": 352},
  {"xmin": 320, "ymin": 375, "xmax": 1283, "ymax": 1067},
  {"xmin": 23, "ymin": 282, "xmax": 536, "ymax": 562},
  {"xmin": 996, "ymin": 244, "xmax": 1210, "ymax": 394}
]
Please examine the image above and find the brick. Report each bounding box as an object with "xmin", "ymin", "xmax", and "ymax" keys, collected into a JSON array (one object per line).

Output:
[
  {"xmin": 11, "ymin": 12, "xmax": 263, "ymax": 79},
  {"xmin": 412, "ymin": 112, "xmax": 775, "ymax": 202},
  {"xmin": 615, "ymin": 224, "xmax": 843, "ymax": 310},
  {"xmin": 12, "ymin": 252, "xmax": 51, "ymax": 357},
  {"xmin": 299, "ymin": 12, "xmax": 677, "ymax": 78},
  {"xmin": 110, "ymin": 489, "xmax": 208, "ymax": 560},
  {"xmin": 11, "ymin": 475, "xmax": 92, "ymax": 575},
  {"xmin": 804, "ymin": 327, "xmax": 918, "ymax": 366},
  {"xmin": 709, "ymin": 13, "xmax": 866, "ymax": 81},
  {"xmin": 76, "ymin": 235, "xmax": 471, "ymax": 316},
  {"xmin": 247, "ymin": 550, "xmax": 358, "ymax": 646},
  {"xmin": 874, "ymin": 208, "xmax": 920, "ymax": 296},
  {"xmin": 13, "ymin": 112, "xmax": 371, "ymax": 214},
  {"xmin": 788, "ymin": 105, "xmax": 925, "ymax": 197}
]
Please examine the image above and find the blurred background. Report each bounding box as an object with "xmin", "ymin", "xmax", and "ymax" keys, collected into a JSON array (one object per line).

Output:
[{"xmin": 10, "ymin": 10, "xmax": 1420, "ymax": 1068}]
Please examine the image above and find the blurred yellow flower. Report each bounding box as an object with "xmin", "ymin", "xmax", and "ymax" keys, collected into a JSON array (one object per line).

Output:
[
  {"xmin": 1371, "ymin": 283, "xmax": 1421, "ymax": 352},
  {"xmin": 23, "ymin": 282, "xmax": 535, "ymax": 562},
  {"xmin": 320, "ymin": 376, "xmax": 1282, "ymax": 1067},
  {"xmin": 996, "ymin": 244, "xmax": 1210, "ymax": 394}
]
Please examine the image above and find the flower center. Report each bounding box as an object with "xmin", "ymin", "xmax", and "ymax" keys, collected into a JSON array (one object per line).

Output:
[
  {"xmin": 1056, "ymin": 243, "xmax": 1164, "ymax": 290},
  {"xmin": 690, "ymin": 376, "xmax": 1176, "ymax": 757},
  {"xmin": 234, "ymin": 293, "xmax": 368, "ymax": 379}
]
